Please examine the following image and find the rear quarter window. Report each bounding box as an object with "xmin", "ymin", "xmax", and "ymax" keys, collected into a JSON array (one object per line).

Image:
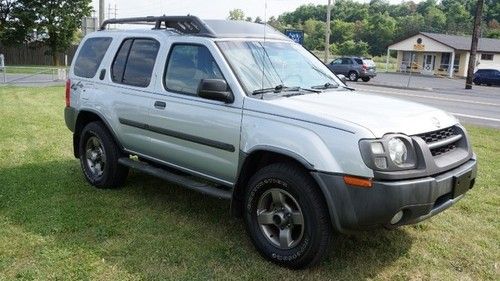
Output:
[{"xmin": 74, "ymin": 37, "xmax": 112, "ymax": 78}]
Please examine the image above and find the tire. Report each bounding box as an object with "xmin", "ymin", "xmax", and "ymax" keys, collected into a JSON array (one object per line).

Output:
[
  {"xmin": 348, "ymin": 71, "xmax": 359, "ymax": 82},
  {"xmin": 243, "ymin": 163, "xmax": 332, "ymax": 269},
  {"xmin": 79, "ymin": 121, "xmax": 128, "ymax": 188},
  {"xmin": 361, "ymin": 77, "xmax": 370, "ymax": 82}
]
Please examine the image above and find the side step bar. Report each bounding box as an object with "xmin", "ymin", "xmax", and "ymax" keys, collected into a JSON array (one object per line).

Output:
[{"xmin": 118, "ymin": 157, "xmax": 232, "ymax": 200}]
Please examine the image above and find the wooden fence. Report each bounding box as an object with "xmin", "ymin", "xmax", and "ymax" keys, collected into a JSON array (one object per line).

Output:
[{"xmin": 0, "ymin": 44, "xmax": 78, "ymax": 66}]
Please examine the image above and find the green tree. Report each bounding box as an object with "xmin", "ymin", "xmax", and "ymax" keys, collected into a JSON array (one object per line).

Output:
[
  {"xmin": 444, "ymin": 2, "xmax": 472, "ymax": 34},
  {"xmin": 303, "ymin": 19, "xmax": 325, "ymax": 50},
  {"xmin": 330, "ymin": 20, "xmax": 355, "ymax": 43},
  {"xmin": 254, "ymin": 16, "xmax": 262, "ymax": 24},
  {"xmin": 21, "ymin": 0, "xmax": 91, "ymax": 65},
  {"xmin": 228, "ymin": 9, "xmax": 245, "ymax": 21},
  {"xmin": 337, "ymin": 40, "xmax": 369, "ymax": 56},
  {"xmin": 424, "ymin": 6, "xmax": 446, "ymax": 32},
  {"xmin": 362, "ymin": 12, "xmax": 396, "ymax": 56},
  {"xmin": 394, "ymin": 14, "xmax": 425, "ymax": 41}
]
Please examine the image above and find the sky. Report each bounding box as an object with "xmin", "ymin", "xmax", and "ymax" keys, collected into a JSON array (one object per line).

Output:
[{"xmin": 91, "ymin": 0, "xmax": 422, "ymax": 21}]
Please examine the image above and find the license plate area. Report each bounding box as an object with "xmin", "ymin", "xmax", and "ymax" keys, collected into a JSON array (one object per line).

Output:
[{"xmin": 453, "ymin": 170, "xmax": 472, "ymax": 198}]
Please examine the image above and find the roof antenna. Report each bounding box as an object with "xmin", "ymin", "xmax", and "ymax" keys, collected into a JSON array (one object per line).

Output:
[{"xmin": 260, "ymin": 0, "xmax": 268, "ymax": 99}]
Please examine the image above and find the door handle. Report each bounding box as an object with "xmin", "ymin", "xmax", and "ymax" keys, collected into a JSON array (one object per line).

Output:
[{"xmin": 154, "ymin": 101, "xmax": 166, "ymax": 109}]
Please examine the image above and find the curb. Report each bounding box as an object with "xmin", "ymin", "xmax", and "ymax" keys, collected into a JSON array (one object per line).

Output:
[{"xmin": 359, "ymin": 82, "xmax": 434, "ymax": 92}]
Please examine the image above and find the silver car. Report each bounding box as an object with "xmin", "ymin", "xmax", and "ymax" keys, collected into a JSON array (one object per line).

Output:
[{"xmin": 64, "ymin": 16, "xmax": 476, "ymax": 269}]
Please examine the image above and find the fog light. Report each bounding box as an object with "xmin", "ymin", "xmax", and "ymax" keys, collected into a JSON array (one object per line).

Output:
[
  {"xmin": 374, "ymin": 157, "xmax": 387, "ymax": 169},
  {"xmin": 390, "ymin": 211, "xmax": 404, "ymax": 225}
]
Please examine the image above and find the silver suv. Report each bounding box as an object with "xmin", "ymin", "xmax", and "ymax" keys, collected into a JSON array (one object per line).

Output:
[{"xmin": 64, "ymin": 16, "xmax": 477, "ymax": 269}]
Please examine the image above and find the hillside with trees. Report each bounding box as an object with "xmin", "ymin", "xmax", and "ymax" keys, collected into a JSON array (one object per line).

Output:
[{"xmin": 232, "ymin": 0, "xmax": 500, "ymax": 57}]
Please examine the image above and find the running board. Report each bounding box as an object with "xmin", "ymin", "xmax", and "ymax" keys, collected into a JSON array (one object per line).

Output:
[{"xmin": 118, "ymin": 157, "xmax": 232, "ymax": 200}]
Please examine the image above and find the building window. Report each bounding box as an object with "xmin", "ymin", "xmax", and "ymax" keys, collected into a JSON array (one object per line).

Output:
[
  {"xmin": 480, "ymin": 53, "xmax": 494, "ymax": 61},
  {"xmin": 440, "ymin": 53, "xmax": 450, "ymax": 69},
  {"xmin": 453, "ymin": 55, "xmax": 460, "ymax": 71}
]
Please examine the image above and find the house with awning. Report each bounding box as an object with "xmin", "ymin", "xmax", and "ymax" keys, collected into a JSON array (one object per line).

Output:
[{"xmin": 386, "ymin": 32, "xmax": 500, "ymax": 78}]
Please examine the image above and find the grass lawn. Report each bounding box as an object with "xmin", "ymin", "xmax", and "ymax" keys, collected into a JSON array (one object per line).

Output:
[{"xmin": 0, "ymin": 86, "xmax": 498, "ymax": 280}]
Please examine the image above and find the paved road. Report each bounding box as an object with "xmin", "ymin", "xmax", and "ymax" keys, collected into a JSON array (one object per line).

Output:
[{"xmin": 351, "ymin": 82, "xmax": 500, "ymax": 129}]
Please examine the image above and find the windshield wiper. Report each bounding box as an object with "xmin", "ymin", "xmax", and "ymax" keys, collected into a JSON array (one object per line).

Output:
[
  {"xmin": 312, "ymin": 82, "xmax": 355, "ymax": 91},
  {"xmin": 252, "ymin": 84, "xmax": 321, "ymax": 95}
]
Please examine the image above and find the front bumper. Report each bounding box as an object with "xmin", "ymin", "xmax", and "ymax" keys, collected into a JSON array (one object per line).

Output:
[{"xmin": 311, "ymin": 155, "xmax": 477, "ymax": 233}]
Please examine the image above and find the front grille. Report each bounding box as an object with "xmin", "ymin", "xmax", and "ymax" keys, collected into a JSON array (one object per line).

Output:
[
  {"xmin": 431, "ymin": 143, "xmax": 457, "ymax": 156},
  {"xmin": 417, "ymin": 126, "xmax": 461, "ymax": 156},
  {"xmin": 419, "ymin": 127, "xmax": 455, "ymax": 143}
]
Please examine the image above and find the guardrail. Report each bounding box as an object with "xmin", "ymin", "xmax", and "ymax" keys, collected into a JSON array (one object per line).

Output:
[{"xmin": 0, "ymin": 66, "xmax": 68, "ymax": 85}]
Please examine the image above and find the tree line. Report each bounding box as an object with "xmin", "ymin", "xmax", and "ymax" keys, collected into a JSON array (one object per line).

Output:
[
  {"xmin": 0, "ymin": 0, "xmax": 91, "ymax": 65},
  {"xmin": 231, "ymin": 0, "xmax": 500, "ymax": 57}
]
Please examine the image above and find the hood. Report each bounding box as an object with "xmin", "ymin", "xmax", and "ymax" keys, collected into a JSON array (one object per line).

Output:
[{"xmin": 244, "ymin": 90, "xmax": 458, "ymax": 138}]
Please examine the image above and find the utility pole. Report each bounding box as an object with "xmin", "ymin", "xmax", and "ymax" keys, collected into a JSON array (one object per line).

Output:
[
  {"xmin": 324, "ymin": 0, "xmax": 332, "ymax": 63},
  {"xmin": 99, "ymin": 0, "xmax": 105, "ymax": 26},
  {"xmin": 465, "ymin": 0, "xmax": 484, "ymax": 90}
]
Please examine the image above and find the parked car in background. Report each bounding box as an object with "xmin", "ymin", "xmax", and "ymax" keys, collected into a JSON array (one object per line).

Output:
[
  {"xmin": 473, "ymin": 69, "xmax": 500, "ymax": 86},
  {"xmin": 327, "ymin": 56, "xmax": 376, "ymax": 82}
]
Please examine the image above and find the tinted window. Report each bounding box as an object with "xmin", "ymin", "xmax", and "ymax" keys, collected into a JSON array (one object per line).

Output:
[
  {"xmin": 111, "ymin": 39, "xmax": 132, "ymax": 83},
  {"xmin": 354, "ymin": 58, "xmax": 363, "ymax": 64},
  {"xmin": 341, "ymin": 58, "xmax": 352, "ymax": 64},
  {"xmin": 164, "ymin": 44, "xmax": 223, "ymax": 95},
  {"xmin": 111, "ymin": 38, "xmax": 160, "ymax": 87},
  {"xmin": 332, "ymin": 59, "xmax": 342, "ymax": 65},
  {"xmin": 74, "ymin": 37, "xmax": 112, "ymax": 78}
]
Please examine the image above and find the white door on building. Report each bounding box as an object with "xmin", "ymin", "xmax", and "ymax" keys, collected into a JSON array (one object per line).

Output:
[{"xmin": 422, "ymin": 54, "xmax": 436, "ymax": 75}]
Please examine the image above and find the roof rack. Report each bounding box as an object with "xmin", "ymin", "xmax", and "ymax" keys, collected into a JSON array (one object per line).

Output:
[{"xmin": 99, "ymin": 16, "xmax": 217, "ymax": 37}]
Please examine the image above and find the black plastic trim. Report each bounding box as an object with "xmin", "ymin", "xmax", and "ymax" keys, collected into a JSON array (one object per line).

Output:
[{"xmin": 118, "ymin": 118, "xmax": 235, "ymax": 152}]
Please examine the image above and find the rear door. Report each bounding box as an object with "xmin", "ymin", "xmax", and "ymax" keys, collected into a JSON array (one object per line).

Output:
[
  {"xmin": 341, "ymin": 58, "xmax": 353, "ymax": 75},
  {"xmin": 103, "ymin": 37, "xmax": 160, "ymax": 155}
]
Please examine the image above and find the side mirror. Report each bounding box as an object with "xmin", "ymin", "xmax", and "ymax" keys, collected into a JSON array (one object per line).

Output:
[
  {"xmin": 337, "ymin": 74, "xmax": 347, "ymax": 84},
  {"xmin": 197, "ymin": 79, "xmax": 234, "ymax": 103}
]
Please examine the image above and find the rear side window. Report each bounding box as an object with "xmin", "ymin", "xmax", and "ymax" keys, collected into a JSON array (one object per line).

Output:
[
  {"xmin": 164, "ymin": 44, "xmax": 223, "ymax": 95},
  {"xmin": 354, "ymin": 58, "xmax": 363, "ymax": 64},
  {"xmin": 111, "ymin": 38, "xmax": 160, "ymax": 88},
  {"xmin": 74, "ymin": 37, "xmax": 112, "ymax": 78}
]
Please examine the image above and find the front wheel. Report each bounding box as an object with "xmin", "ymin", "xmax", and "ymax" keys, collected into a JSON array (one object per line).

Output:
[
  {"xmin": 361, "ymin": 77, "xmax": 371, "ymax": 82},
  {"xmin": 79, "ymin": 121, "xmax": 128, "ymax": 188},
  {"xmin": 244, "ymin": 163, "xmax": 332, "ymax": 269}
]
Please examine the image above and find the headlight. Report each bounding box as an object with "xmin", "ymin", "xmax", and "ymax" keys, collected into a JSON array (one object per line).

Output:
[
  {"xmin": 388, "ymin": 138, "xmax": 408, "ymax": 166},
  {"xmin": 359, "ymin": 135, "xmax": 417, "ymax": 171}
]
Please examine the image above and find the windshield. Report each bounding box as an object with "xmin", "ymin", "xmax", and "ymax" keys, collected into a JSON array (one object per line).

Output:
[{"xmin": 217, "ymin": 41, "xmax": 341, "ymax": 95}]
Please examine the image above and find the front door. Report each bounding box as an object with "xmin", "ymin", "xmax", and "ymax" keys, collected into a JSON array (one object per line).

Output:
[
  {"xmin": 422, "ymin": 54, "xmax": 435, "ymax": 75},
  {"xmin": 147, "ymin": 42, "xmax": 242, "ymax": 185}
]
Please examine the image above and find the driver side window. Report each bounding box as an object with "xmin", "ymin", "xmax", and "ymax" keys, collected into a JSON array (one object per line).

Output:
[{"xmin": 164, "ymin": 44, "xmax": 224, "ymax": 96}]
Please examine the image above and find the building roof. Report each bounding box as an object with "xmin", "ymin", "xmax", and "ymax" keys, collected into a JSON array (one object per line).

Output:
[{"xmin": 420, "ymin": 32, "xmax": 500, "ymax": 53}]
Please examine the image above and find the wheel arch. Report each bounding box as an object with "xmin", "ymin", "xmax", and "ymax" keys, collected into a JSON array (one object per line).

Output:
[
  {"xmin": 73, "ymin": 110, "xmax": 122, "ymax": 158},
  {"xmin": 230, "ymin": 147, "xmax": 333, "ymax": 223}
]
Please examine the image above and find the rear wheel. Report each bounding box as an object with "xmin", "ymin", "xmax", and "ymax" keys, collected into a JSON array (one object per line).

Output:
[
  {"xmin": 361, "ymin": 77, "xmax": 371, "ymax": 82},
  {"xmin": 244, "ymin": 163, "xmax": 332, "ymax": 269},
  {"xmin": 348, "ymin": 71, "xmax": 359, "ymax": 82},
  {"xmin": 79, "ymin": 121, "xmax": 128, "ymax": 188}
]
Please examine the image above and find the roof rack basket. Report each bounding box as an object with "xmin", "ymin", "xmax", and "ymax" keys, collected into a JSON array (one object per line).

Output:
[{"xmin": 99, "ymin": 16, "xmax": 217, "ymax": 37}]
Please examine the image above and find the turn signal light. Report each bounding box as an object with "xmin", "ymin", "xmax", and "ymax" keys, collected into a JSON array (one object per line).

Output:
[{"xmin": 343, "ymin": 175, "xmax": 373, "ymax": 188}]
